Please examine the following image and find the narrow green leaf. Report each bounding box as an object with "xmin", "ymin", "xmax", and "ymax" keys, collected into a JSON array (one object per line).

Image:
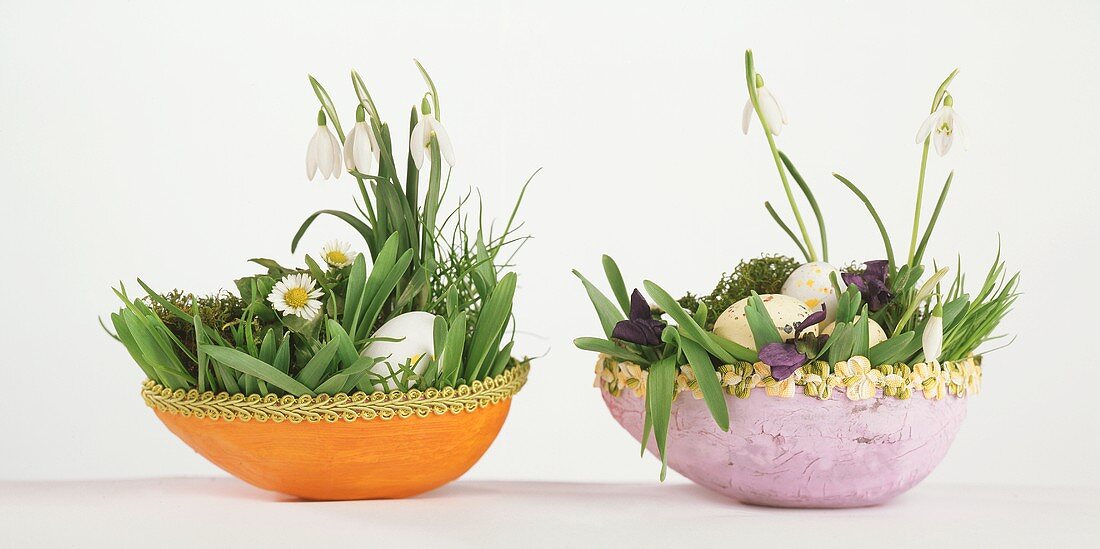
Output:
[
  {"xmin": 294, "ymin": 338, "xmax": 342, "ymax": 390},
  {"xmin": 602, "ymin": 255, "xmax": 631, "ymax": 316},
  {"xmin": 868, "ymin": 332, "xmax": 914, "ymax": 365},
  {"xmin": 680, "ymin": 338, "xmax": 729, "ymax": 431},
  {"xmin": 573, "ymin": 337, "xmax": 650, "ymax": 365},
  {"xmin": 202, "ymin": 345, "xmax": 314, "ymax": 396},
  {"xmin": 573, "ymin": 269, "xmax": 625, "ymax": 339},
  {"xmin": 745, "ymin": 292, "xmax": 783, "ymax": 348},
  {"xmin": 646, "ymin": 357, "xmax": 677, "ymax": 481}
]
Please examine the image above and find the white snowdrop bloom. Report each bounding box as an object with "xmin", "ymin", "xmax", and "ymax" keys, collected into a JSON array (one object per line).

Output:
[
  {"xmin": 922, "ymin": 304, "xmax": 944, "ymax": 362},
  {"xmin": 409, "ymin": 107, "xmax": 455, "ymax": 169},
  {"xmin": 321, "ymin": 240, "xmax": 354, "ymax": 268},
  {"xmin": 742, "ymin": 76, "xmax": 788, "ymax": 136},
  {"xmin": 916, "ymin": 95, "xmax": 968, "ymax": 156},
  {"xmin": 268, "ymin": 273, "xmax": 324, "ymax": 320},
  {"xmin": 306, "ymin": 111, "xmax": 342, "ymax": 181},
  {"xmin": 343, "ymin": 107, "xmax": 379, "ymax": 174}
]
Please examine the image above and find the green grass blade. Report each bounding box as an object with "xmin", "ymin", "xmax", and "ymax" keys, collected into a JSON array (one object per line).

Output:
[
  {"xmin": 202, "ymin": 345, "xmax": 313, "ymax": 396},
  {"xmin": 680, "ymin": 337, "xmax": 729, "ymax": 431}
]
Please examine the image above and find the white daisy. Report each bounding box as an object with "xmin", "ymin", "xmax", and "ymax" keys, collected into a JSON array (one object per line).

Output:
[
  {"xmin": 267, "ymin": 273, "xmax": 324, "ymax": 320},
  {"xmin": 321, "ymin": 240, "xmax": 354, "ymax": 268}
]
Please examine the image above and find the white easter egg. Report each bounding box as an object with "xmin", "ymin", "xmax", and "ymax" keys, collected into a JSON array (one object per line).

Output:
[
  {"xmin": 361, "ymin": 311, "xmax": 437, "ymax": 389},
  {"xmin": 781, "ymin": 261, "xmax": 844, "ymax": 325},
  {"xmin": 713, "ymin": 294, "xmax": 816, "ymax": 351},
  {"xmin": 821, "ymin": 316, "xmax": 888, "ymax": 347}
]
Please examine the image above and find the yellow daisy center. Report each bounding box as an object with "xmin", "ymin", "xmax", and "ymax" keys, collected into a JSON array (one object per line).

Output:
[
  {"xmin": 325, "ymin": 250, "xmax": 348, "ymax": 265},
  {"xmin": 284, "ymin": 287, "xmax": 310, "ymax": 309}
]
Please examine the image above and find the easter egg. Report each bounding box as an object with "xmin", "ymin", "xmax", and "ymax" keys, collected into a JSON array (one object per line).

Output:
[
  {"xmin": 821, "ymin": 316, "xmax": 888, "ymax": 347},
  {"xmin": 713, "ymin": 294, "xmax": 816, "ymax": 351},
  {"xmin": 781, "ymin": 261, "xmax": 844, "ymax": 325},
  {"xmin": 361, "ymin": 311, "xmax": 438, "ymax": 389}
]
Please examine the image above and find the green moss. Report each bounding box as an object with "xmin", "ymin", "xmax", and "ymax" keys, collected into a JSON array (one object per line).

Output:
[
  {"xmin": 145, "ymin": 290, "xmax": 252, "ymax": 374},
  {"xmin": 678, "ymin": 254, "xmax": 801, "ymax": 330}
]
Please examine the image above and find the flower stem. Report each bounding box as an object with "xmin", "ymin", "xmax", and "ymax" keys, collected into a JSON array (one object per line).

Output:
[
  {"xmin": 744, "ymin": 50, "xmax": 817, "ymax": 263},
  {"xmin": 907, "ymin": 69, "xmax": 959, "ymax": 267},
  {"xmin": 908, "ymin": 140, "xmax": 931, "ymax": 266},
  {"xmin": 764, "ymin": 130, "xmax": 818, "ymax": 262}
]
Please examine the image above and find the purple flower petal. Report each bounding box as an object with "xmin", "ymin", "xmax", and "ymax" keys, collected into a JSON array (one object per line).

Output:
[
  {"xmin": 794, "ymin": 304, "xmax": 827, "ymax": 339},
  {"xmin": 842, "ymin": 260, "xmax": 894, "ymax": 312},
  {"xmin": 758, "ymin": 343, "xmax": 808, "ymax": 381},
  {"xmin": 612, "ymin": 318, "xmax": 666, "ymax": 346},
  {"xmin": 629, "ymin": 289, "xmax": 653, "ymax": 321}
]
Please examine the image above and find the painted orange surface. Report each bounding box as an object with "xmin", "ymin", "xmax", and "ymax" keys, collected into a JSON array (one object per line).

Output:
[{"xmin": 154, "ymin": 399, "xmax": 512, "ymax": 500}]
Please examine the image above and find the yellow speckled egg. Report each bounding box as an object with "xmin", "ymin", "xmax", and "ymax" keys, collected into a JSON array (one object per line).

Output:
[
  {"xmin": 713, "ymin": 294, "xmax": 816, "ymax": 351},
  {"xmin": 781, "ymin": 261, "xmax": 844, "ymax": 325},
  {"xmin": 821, "ymin": 316, "xmax": 888, "ymax": 347}
]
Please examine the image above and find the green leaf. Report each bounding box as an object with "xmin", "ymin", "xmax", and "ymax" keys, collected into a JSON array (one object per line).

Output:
[
  {"xmin": 643, "ymin": 280, "xmax": 747, "ymax": 363},
  {"xmin": 573, "ymin": 269, "xmax": 625, "ymax": 339},
  {"xmin": 465, "ymin": 272, "xmax": 517, "ymax": 380},
  {"xmin": 680, "ymin": 337, "xmax": 729, "ymax": 431},
  {"xmin": 851, "ymin": 309, "xmax": 871, "ymax": 358},
  {"xmin": 315, "ymin": 356, "xmax": 383, "ymax": 395},
  {"xmin": 290, "ymin": 210, "xmax": 373, "ymax": 253},
  {"xmin": 827, "ymin": 323, "xmax": 854, "ymax": 364},
  {"xmin": 745, "ymin": 292, "xmax": 783, "ymax": 348},
  {"xmin": 646, "ymin": 357, "xmax": 677, "ymax": 481},
  {"xmin": 573, "ymin": 337, "xmax": 650, "ymax": 365},
  {"xmin": 602, "ymin": 255, "xmax": 631, "ymax": 316},
  {"xmin": 202, "ymin": 345, "xmax": 314, "ymax": 396},
  {"xmin": 833, "ymin": 173, "xmax": 895, "ymax": 271},
  {"xmin": 693, "ymin": 302, "xmax": 709, "ymax": 329},
  {"xmin": 273, "ymin": 333, "xmax": 291, "ymax": 374},
  {"xmin": 706, "ymin": 333, "xmax": 758, "ymax": 363},
  {"xmin": 868, "ymin": 332, "xmax": 914, "ymax": 365},
  {"xmin": 488, "ymin": 341, "xmax": 516, "ymax": 378},
  {"xmin": 439, "ymin": 314, "xmax": 467, "ymax": 386},
  {"xmin": 342, "ymin": 253, "xmax": 368, "ymax": 332},
  {"xmin": 294, "ymin": 338, "xmax": 342, "ymax": 390}
]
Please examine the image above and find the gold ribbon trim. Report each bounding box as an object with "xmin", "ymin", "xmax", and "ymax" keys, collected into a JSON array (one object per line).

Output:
[{"xmin": 142, "ymin": 362, "xmax": 529, "ymax": 423}]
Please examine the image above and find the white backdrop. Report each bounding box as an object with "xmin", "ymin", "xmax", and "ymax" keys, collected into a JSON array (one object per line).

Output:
[{"xmin": 2, "ymin": 0, "xmax": 1097, "ymax": 489}]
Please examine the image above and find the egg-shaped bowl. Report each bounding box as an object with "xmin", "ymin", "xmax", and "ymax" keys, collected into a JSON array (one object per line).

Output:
[
  {"xmin": 600, "ymin": 359, "xmax": 976, "ymax": 508},
  {"xmin": 142, "ymin": 363, "xmax": 529, "ymax": 501}
]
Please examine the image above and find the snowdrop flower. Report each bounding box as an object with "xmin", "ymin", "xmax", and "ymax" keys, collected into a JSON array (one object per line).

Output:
[
  {"xmin": 922, "ymin": 302, "xmax": 944, "ymax": 362},
  {"xmin": 742, "ymin": 74, "xmax": 788, "ymax": 136},
  {"xmin": 343, "ymin": 105, "xmax": 379, "ymax": 174},
  {"xmin": 916, "ymin": 94, "xmax": 968, "ymax": 156},
  {"xmin": 268, "ymin": 273, "xmax": 324, "ymax": 320},
  {"xmin": 306, "ymin": 110, "xmax": 342, "ymax": 181},
  {"xmin": 320, "ymin": 240, "xmax": 354, "ymax": 268},
  {"xmin": 409, "ymin": 101, "xmax": 455, "ymax": 169}
]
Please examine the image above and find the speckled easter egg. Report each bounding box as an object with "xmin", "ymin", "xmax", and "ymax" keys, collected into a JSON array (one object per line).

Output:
[
  {"xmin": 781, "ymin": 261, "xmax": 844, "ymax": 325},
  {"xmin": 821, "ymin": 316, "xmax": 888, "ymax": 347},
  {"xmin": 713, "ymin": 294, "xmax": 815, "ymax": 351}
]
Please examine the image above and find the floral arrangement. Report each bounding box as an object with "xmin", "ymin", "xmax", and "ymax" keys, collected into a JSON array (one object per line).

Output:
[
  {"xmin": 576, "ymin": 51, "xmax": 1017, "ymax": 478},
  {"xmin": 104, "ymin": 62, "xmax": 532, "ymax": 399}
]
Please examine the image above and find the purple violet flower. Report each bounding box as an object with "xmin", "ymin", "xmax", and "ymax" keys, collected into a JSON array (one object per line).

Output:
[
  {"xmin": 758, "ymin": 305, "xmax": 829, "ymax": 380},
  {"xmin": 842, "ymin": 260, "xmax": 894, "ymax": 312},
  {"xmin": 611, "ymin": 289, "xmax": 667, "ymax": 347}
]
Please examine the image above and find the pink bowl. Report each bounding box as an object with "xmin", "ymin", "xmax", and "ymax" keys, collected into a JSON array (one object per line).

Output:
[{"xmin": 602, "ymin": 387, "xmax": 967, "ymax": 508}]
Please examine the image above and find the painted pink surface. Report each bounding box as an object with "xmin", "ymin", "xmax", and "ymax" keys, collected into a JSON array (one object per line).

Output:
[{"xmin": 602, "ymin": 387, "xmax": 967, "ymax": 508}]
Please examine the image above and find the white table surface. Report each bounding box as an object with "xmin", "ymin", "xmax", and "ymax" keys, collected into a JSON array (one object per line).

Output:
[{"xmin": 1, "ymin": 478, "xmax": 1095, "ymax": 548}]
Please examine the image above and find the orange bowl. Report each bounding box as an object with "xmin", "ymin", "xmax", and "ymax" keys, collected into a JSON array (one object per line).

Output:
[{"xmin": 142, "ymin": 364, "xmax": 528, "ymax": 500}]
